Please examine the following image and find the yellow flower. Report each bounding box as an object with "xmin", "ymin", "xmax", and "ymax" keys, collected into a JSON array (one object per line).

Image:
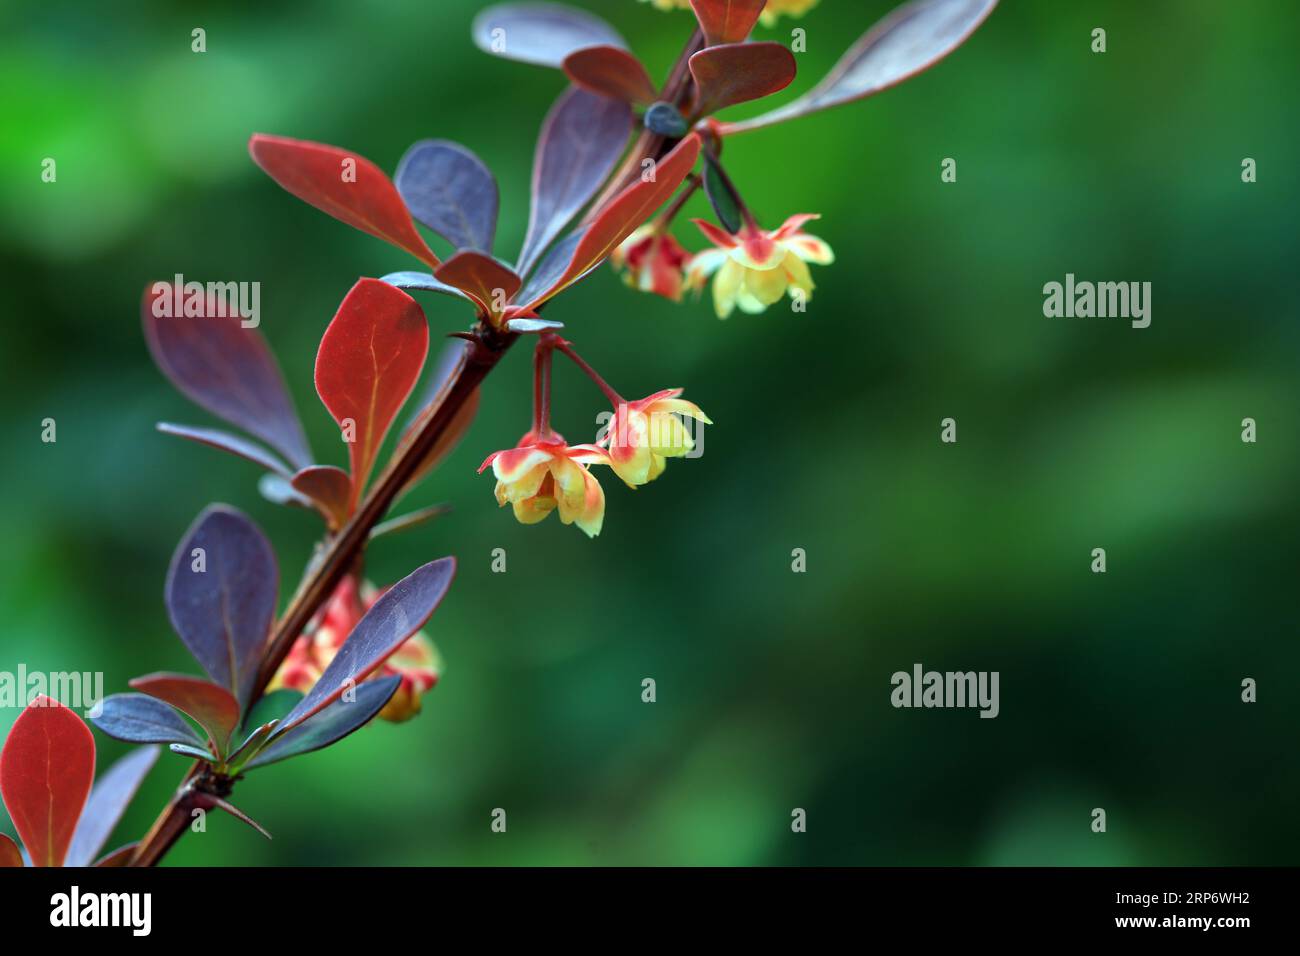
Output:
[
  {"xmin": 479, "ymin": 432, "xmax": 613, "ymax": 537},
  {"xmin": 686, "ymin": 213, "xmax": 834, "ymax": 318},
  {"xmin": 759, "ymin": 0, "xmax": 821, "ymax": 28},
  {"xmin": 602, "ymin": 389, "xmax": 712, "ymax": 486}
]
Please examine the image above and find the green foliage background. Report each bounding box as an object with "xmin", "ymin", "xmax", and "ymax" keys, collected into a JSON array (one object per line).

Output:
[{"xmin": 1, "ymin": 0, "xmax": 1297, "ymax": 865}]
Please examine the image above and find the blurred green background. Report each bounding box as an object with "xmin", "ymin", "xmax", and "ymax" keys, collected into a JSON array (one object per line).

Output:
[{"xmin": 2, "ymin": 0, "xmax": 1297, "ymax": 866}]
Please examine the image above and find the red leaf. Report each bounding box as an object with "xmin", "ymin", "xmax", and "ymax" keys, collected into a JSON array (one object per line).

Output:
[
  {"xmin": 128, "ymin": 673, "xmax": 240, "ymax": 753},
  {"xmin": 719, "ymin": 0, "xmax": 998, "ymax": 135},
  {"xmin": 249, "ymin": 134, "xmax": 440, "ymax": 269},
  {"xmin": 0, "ymin": 696, "xmax": 95, "ymax": 867},
  {"xmin": 433, "ymin": 251, "xmax": 522, "ymax": 324},
  {"xmin": 689, "ymin": 42, "xmax": 796, "ymax": 117},
  {"xmin": 315, "ymin": 279, "xmax": 430, "ymax": 509},
  {"xmin": 688, "ymin": 0, "xmax": 765, "ymax": 46},
  {"xmin": 562, "ymin": 45, "xmax": 657, "ymax": 105},
  {"xmin": 0, "ymin": 833, "xmax": 21, "ymax": 868},
  {"xmin": 291, "ymin": 465, "xmax": 353, "ymax": 530},
  {"xmin": 520, "ymin": 133, "xmax": 701, "ymax": 310}
]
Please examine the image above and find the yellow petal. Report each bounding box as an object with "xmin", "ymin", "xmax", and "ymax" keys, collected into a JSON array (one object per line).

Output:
[
  {"xmin": 648, "ymin": 397, "xmax": 712, "ymax": 424},
  {"xmin": 497, "ymin": 461, "xmax": 551, "ymax": 504},
  {"xmin": 511, "ymin": 494, "xmax": 556, "ymax": 525},
  {"xmin": 745, "ymin": 263, "xmax": 789, "ymax": 306},
  {"xmin": 781, "ymin": 250, "xmax": 815, "ymax": 297},
  {"xmin": 557, "ymin": 466, "xmax": 606, "ymax": 537},
  {"xmin": 712, "ymin": 259, "xmax": 743, "ymax": 319},
  {"xmin": 787, "ymin": 233, "xmax": 834, "ymax": 265},
  {"xmin": 647, "ymin": 412, "xmax": 694, "ymax": 458},
  {"xmin": 491, "ymin": 446, "xmax": 553, "ymax": 484}
]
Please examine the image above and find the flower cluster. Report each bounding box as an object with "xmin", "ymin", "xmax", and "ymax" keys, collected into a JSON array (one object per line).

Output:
[
  {"xmin": 612, "ymin": 213, "xmax": 833, "ymax": 319},
  {"xmin": 479, "ymin": 338, "xmax": 711, "ymax": 538}
]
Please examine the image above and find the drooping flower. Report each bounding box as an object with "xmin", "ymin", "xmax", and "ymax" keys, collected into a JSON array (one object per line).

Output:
[
  {"xmin": 480, "ymin": 432, "xmax": 613, "ymax": 537},
  {"xmin": 602, "ymin": 389, "xmax": 712, "ymax": 486},
  {"xmin": 759, "ymin": 0, "xmax": 821, "ymax": 28},
  {"xmin": 611, "ymin": 225, "xmax": 693, "ymax": 301},
  {"xmin": 270, "ymin": 575, "xmax": 443, "ymax": 723},
  {"xmin": 685, "ymin": 213, "xmax": 834, "ymax": 319}
]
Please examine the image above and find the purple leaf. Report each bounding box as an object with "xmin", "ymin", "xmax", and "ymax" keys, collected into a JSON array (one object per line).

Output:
[
  {"xmin": 91, "ymin": 695, "xmax": 207, "ymax": 749},
  {"xmin": 128, "ymin": 674, "xmax": 241, "ymax": 753},
  {"xmin": 720, "ymin": 0, "xmax": 997, "ymax": 135},
  {"xmin": 165, "ymin": 505, "xmax": 278, "ymax": 708},
  {"xmin": 142, "ymin": 282, "xmax": 311, "ymax": 470},
  {"xmin": 274, "ymin": 558, "xmax": 456, "ymax": 735},
  {"xmin": 505, "ymin": 317, "xmax": 564, "ymax": 333},
  {"xmin": 156, "ymin": 422, "xmax": 292, "ymax": 478},
  {"xmin": 379, "ymin": 271, "xmax": 470, "ymax": 302},
  {"xmin": 245, "ymin": 676, "xmax": 400, "ymax": 769},
  {"xmin": 472, "ymin": 2, "xmax": 625, "ymax": 68},
  {"xmin": 516, "ymin": 228, "xmax": 585, "ymax": 305},
  {"xmin": 65, "ymin": 746, "xmax": 159, "ymax": 868},
  {"xmin": 395, "ymin": 140, "xmax": 499, "ymax": 252},
  {"xmin": 168, "ymin": 743, "xmax": 217, "ymax": 762},
  {"xmin": 516, "ymin": 87, "xmax": 632, "ymax": 277}
]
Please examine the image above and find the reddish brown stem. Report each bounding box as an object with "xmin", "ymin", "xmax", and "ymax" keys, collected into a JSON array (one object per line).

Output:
[{"xmin": 532, "ymin": 337, "xmax": 556, "ymax": 437}]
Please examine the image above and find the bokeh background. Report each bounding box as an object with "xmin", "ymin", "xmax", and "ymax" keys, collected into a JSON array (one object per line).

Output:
[{"xmin": 2, "ymin": 0, "xmax": 1297, "ymax": 865}]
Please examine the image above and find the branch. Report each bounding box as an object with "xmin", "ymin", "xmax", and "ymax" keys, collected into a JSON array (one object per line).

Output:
[{"xmin": 130, "ymin": 27, "xmax": 707, "ymax": 869}]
